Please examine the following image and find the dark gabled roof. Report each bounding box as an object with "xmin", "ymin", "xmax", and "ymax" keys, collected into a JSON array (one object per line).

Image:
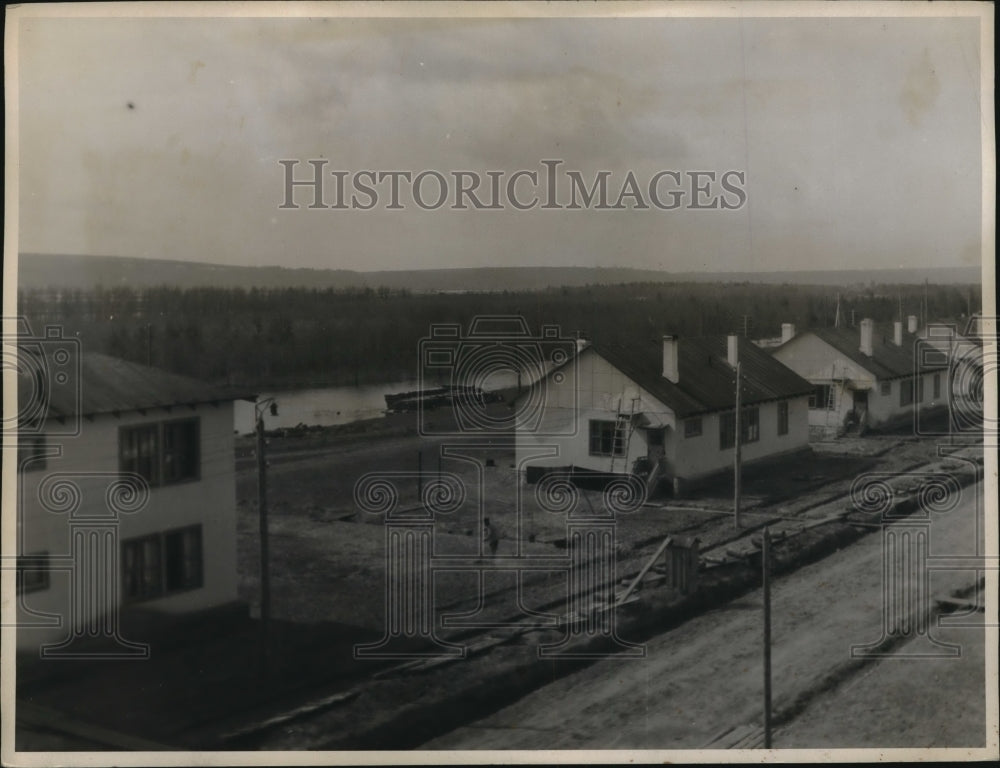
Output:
[
  {"xmin": 782, "ymin": 324, "xmax": 947, "ymax": 380},
  {"xmin": 922, "ymin": 317, "xmax": 984, "ymax": 346},
  {"xmin": 591, "ymin": 335, "xmax": 815, "ymax": 419},
  {"xmin": 17, "ymin": 351, "xmax": 255, "ymax": 422}
]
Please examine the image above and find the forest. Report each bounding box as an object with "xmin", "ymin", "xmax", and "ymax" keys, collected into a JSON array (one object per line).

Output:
[{"xmin": 17, "ymin": 281, "xmax": 981, "ymax": 389}]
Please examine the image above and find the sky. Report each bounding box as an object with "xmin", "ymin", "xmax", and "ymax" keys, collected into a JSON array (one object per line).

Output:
[{"xmin": 14, "ymin": 7, "xmax": 987, "ymax": 274}]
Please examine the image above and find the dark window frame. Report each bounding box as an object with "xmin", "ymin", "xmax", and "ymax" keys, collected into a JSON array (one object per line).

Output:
[
  {"xmin": 777, "ymin": 400, "xmax": 789, "ymax": 436},
  {"xmin": 119, "ymin": 417, "xmax": 200, "ymax": 487},
  {"xmin": 720, "ymin": 411, "xmax": 735, "ymax": 450},
  {"xmin": 684, "ymin": 417, "xmax": 702, "ymax": 438},
  {"xmin": 880, "ymin": 381, "xmax": 892, "ymax": 397},
  {"xmin": 588, "ymin": 419, "xmax": 624, "ymax": 457},
  {"xmin": 719, "ymin": 406, "xmax": 760, "ymax": 450},
  {"xmin": 899, "ymin": 378, "xmax": 914, "ymax": 407},
  {"xmin": 808, "ymin": 385, "xmax": 833, "ymax": 410},
  {"xmin": 122, "ymin": 525, "xmax": 204, "ymax": 604}
]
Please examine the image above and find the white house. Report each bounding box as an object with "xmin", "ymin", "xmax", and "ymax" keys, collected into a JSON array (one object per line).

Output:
[
  {"xmin": 515, "ymin": 334, "xmax": 813, "ymax": 497},
  {"xmin": 14, "ymin": 351, "xmax": 254, "ymax": 653},
  {"xmin": 771, "ymin": 316, "xmax": 949, "ymax": 440},
  {"xmin": 918, "ymin": 316, "xmax": 984, "ymax": 402}
]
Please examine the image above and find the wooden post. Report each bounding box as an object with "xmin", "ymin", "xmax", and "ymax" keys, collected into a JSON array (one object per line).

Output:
[
  {"xmin": 734, "ymin": 361, "xmax": 742, "ymax": 529},
  {"xmin": 256, "ymin": 413, "xmax": 271, "ymax": 674},
  {"xmin": 763, "ymin": 526, "xmax": 773, "ymax": 748}
]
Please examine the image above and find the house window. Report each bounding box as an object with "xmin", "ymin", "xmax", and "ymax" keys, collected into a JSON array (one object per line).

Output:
[
  {"xmin": 880, "ymin": 381, "xmax": 892, "ymax": 397},
  {"xmin": 16, "ymin": 552, "xmax": 50, "ymax": 594},
  {"xmin": 17, "ymin": 435, "xmax": 47, "ymax": 472},
  {"xmin": 122, "ymin": 534, "xmax": 162, "ymax": 602},
  {"xmin": 933, "ymin": 373, "xmax": 941, "ymax": 399},
  {"xmin": 777, "ymin": 401, "xmax": 789, "ymax": 436},
  {"xmin": 120, "ymin": 425, "xmax": 159, "ymax": 485},
  {"xmin": 899, "ymin": 378, "xmax": 914, "ymax": 406},
  {"xmin": 162, "ymin": 420, "xmax": 200, "ymax": 484},
  {"xmin": 684, "ymin": 417, "xmax": 702, "ymax": 438},
  {"xmin": 742, "ymin": 406, "xmax": 760, "ymax": 443},
  {"xmin": 808, "ymin": 385, "xmax": 833, "ymax": 410},
  {"xmin": 122, "ymin": 526, "xmax": 203, "ymax": 603},
  {"xmin": 589, "ymin": 420, "xmax": 624, "ymax": 457},
  {"xmin": 120, "ymin": 418, "xmax": 200, "ymax": 487},
  {"xmin": 719, "ymin": 407, "xmax": 760, "ymax": 449},
  {"xmin": 916, "ymin": 377, "xmax": 925, "ymax": 403},
  {"xmin": 165, "ymin": 527, "xmax": 203, "ymax": 592},
  {"xmin": 646, "ymin": 428, "xmax": 664, "ymax": 447},
  {"xmin": 720, "ymin": 412, "xmax": 735, "ymax": 450}
]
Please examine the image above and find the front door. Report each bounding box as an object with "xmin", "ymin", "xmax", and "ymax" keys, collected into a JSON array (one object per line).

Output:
[
  {"xmin": 645, "ymin": 428, "xmax": 665, "ymax": 464},
  {"xmin": 852, "ymin": 389, "xmax": 869, "ymax": 419}
]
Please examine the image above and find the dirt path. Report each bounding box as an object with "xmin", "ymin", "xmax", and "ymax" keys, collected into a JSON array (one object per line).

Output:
[{"xmin": 423, "ymin": 485, "xmax": 986, "ymax": 750}]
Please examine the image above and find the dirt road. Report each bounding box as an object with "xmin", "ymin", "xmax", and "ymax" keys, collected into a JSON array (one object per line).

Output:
[{"xmin": 424, "ymin": 485, "xmax": 987, "ymax": 750}]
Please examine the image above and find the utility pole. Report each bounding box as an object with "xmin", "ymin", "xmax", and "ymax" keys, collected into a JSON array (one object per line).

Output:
[
  {"xmin": 763, "ymin": 526, "xmax": 773, "ymax": 748},
  {"xmin": 734, "ymin": 361, "xmax": 742, "ymax": 529},
  {"xmin": 923, "ymin": 278, "xmax": 929, "ymax": 327},
  {"xmin": 255, "ymin": 398, "xmax": 277, "ymax": 675}
]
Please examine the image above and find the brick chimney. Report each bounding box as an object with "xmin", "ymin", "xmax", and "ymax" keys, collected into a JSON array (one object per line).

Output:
[
  {"xmin": 893, "ymin": 320, "xmax": 903, "ymax": 346},
  {"xmin": 662, "ymin": 335, "xmax": 679, "ymax": 383},
  {"xmin": 907, "ymin": 314, "xmax": 918, "ymax": 333},
  {"xmin": 780, "ymin": 323, "xmax": 796, "ymax": 344},
  {"xmin": 859, "ymin": 318, "xmax": 874, "ymax": 357},
  {"xmin": 727, "ymin": 334, "xmax": 739, "ymax": 367}
]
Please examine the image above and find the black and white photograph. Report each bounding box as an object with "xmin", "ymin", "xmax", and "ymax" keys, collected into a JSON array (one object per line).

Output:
[{"xmin": 2, "ymin": 1, "xmax": 996, "ymax": 763}]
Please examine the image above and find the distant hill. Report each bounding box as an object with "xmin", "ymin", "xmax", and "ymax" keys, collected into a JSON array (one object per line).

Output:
[{"xmin": 16, "ymin": 253, "xmax": 982, "ymax": 292}]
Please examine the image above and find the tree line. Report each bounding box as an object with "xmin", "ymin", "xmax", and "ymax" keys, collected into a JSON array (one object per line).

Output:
[{"xmin": 18, "ymin": 281, "xmax": 980, "ymax": 389}]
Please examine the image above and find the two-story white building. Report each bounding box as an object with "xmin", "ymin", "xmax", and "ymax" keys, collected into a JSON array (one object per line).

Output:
[
  {"xmin": 515, "ymin": 334, "xmax": 813, "ymax": 497},
  {"xmin": 771, "ymin": 316, "xmax": 949, "ymax": 440},
  {"xmin": 15, "ymin": 351, "xmax": 253, "ymax": 653}
]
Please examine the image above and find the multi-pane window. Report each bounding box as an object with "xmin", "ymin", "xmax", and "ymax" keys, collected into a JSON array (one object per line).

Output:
[
  {"xmin": 899, "ymin": 378, "xmax": 914, "ymax": 406},
  {"xmin": 720, "ymin": 412, "xmax": 735, "ymax": 450},
  {"xmin": 120, "ymin": 419, "xmax": 199, "ymax": 486},
  {"xmin": 162, "ymin": 420, "xmax": 200, "ymax": 484},
  {"xmin": 588, "ymin": 420, "xmax": 624, "ymax": 457},
  {"xmin": 120, "ymin": 425, "xmax": 159, "ymax": 484},
  {"xmin": 165, "ymin": 527, "xmax": 203, "ymax": 592},
  {"xmin": 684, "ymin": 417, "xmax": 702, "ymax": 438},
  {"xmin": 719, "ymin": 407, "xmax": 760, "ymax": 449},
  {"xmin": 742, "ymin": 406, "xmax": 760, "ymax": 443},
  {"xmin": 808, "ymin": 385, "xmax": 832, "ymax": 410},
  {"xmin": 122, "ymin": 526, "xmax": 203, "ymax": 603},
  {"xmin": 17, "ymin": 435, "xmax": 47, "ymax": 472},
  {"xmin": 16, "ymin": 552, "xmax": 50, "ymax": 595},
  {"xmin": 777, "ymin": 401, "xmax": 789, "ymax": 436},
  {"xmin": 122, "ymin": 534, "xmax": 162, "ymax": 602}
]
